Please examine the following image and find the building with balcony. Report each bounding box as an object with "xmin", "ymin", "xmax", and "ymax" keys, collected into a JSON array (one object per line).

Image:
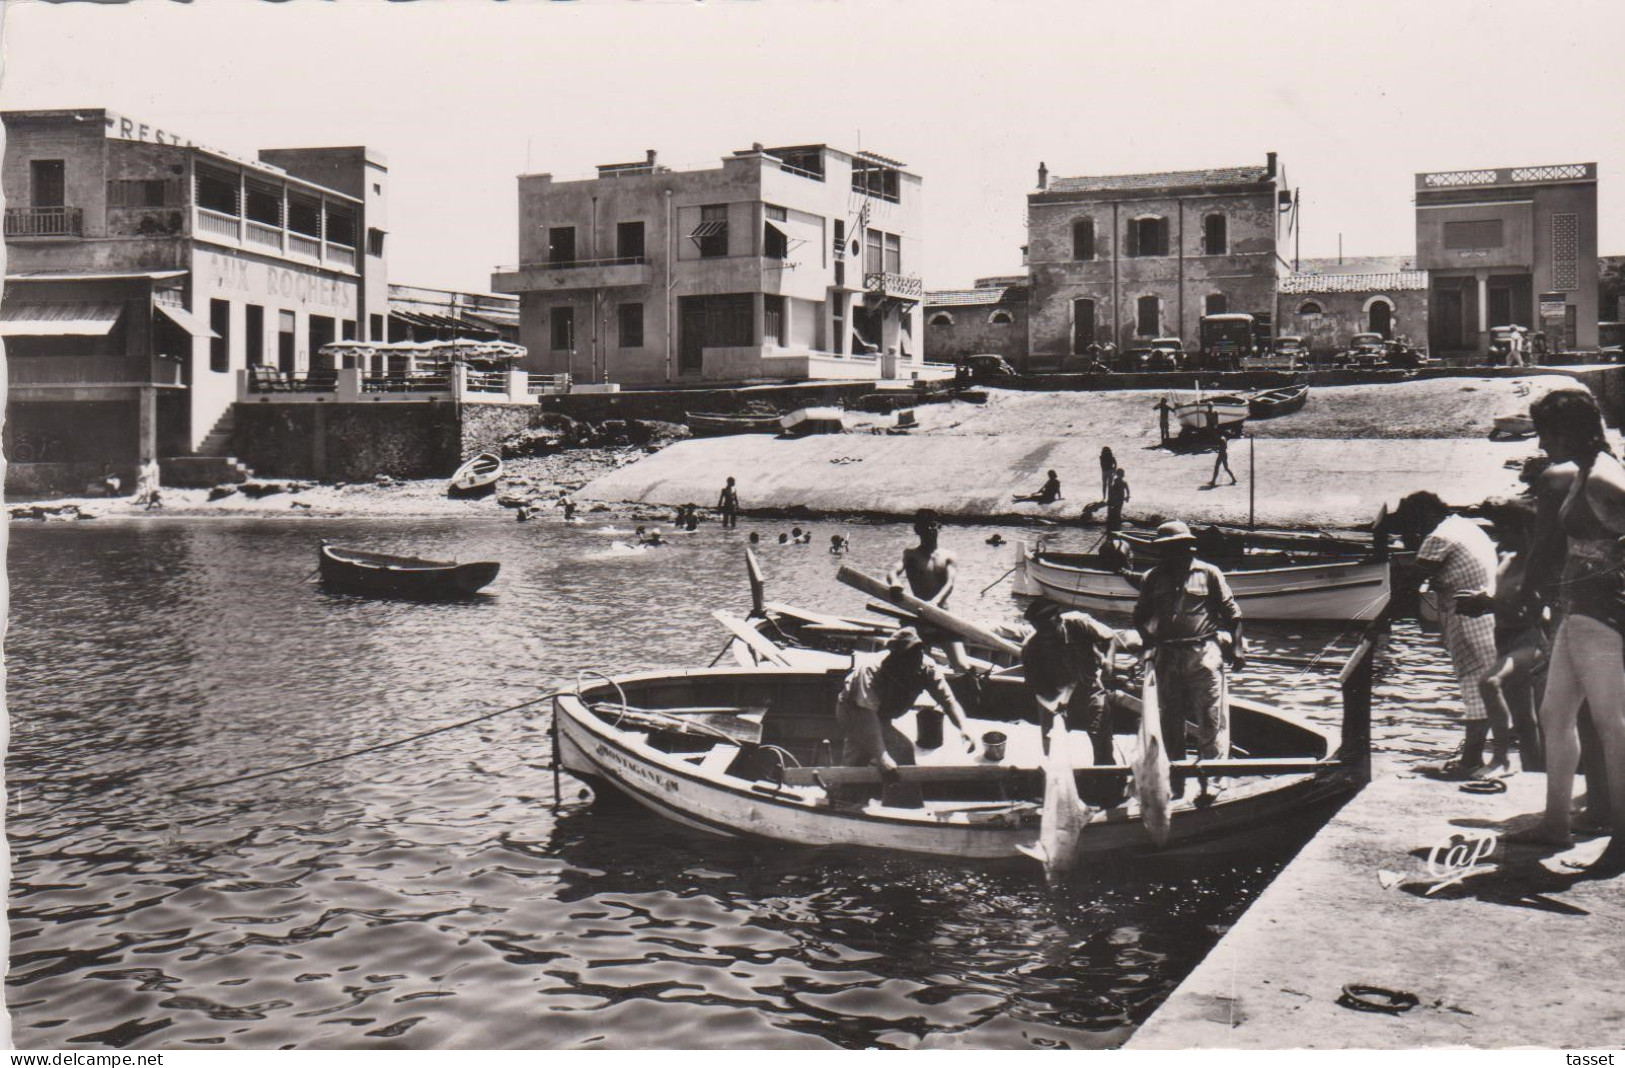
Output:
[
  {"xmin": 1024, "ymin": 155, "xmax": 1286, "ymax": 370},
  {"xmin": 1415, "ymin": 162, "xmax": 1598, "ymax": 355},
  {"xmin": 1, "ymin": 107, "xmax": 388, "ymax": 486},
  {"xmin": 491, "ymin": 144, "xmax": 925, "ymax": 386}
]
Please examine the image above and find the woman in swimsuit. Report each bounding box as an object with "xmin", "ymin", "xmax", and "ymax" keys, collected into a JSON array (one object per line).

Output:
[{"xmin": 1517, "ymin": 388, "xmax": 1625, "ymax": 871}]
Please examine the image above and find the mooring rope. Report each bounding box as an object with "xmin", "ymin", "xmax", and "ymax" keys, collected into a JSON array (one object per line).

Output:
[{"xmin": 172, "ymin": 691, "xmax": 560, "ymax": 796}]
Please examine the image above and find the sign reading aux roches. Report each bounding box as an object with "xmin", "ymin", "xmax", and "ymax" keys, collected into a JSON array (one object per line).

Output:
[{"xmin": 204, "ymin": 250, "xmax": 355, "ymax": 311}]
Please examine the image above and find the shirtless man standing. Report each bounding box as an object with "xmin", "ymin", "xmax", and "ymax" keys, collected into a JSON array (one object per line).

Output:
[{"xmin": 886, "ymin": 508, "xmax": 971, "ymax": 671}]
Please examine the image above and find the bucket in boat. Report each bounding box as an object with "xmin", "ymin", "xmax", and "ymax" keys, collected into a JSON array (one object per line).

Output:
[
  {"xmin": 982, "ymin": 731, "xmax": 1007, "ymax": 762},
  {"xmin": 915, "ymin": 707, "xmax": 944, "ymax": 749}
]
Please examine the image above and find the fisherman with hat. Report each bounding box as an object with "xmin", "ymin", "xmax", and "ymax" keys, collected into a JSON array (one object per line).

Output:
[
  {"xmin": 833, "ymin": 626, "xmax": 975, "ymax": 807},
  {"xmin": 1132, "ymin": 520, "xmax": 1245, "ymax": 762},
  {"xmin": 1020, "ymin": 599, "xmax": 1139, "ymax": 775}
]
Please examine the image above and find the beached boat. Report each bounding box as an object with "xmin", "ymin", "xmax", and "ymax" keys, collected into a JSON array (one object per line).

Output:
[
  {"xmin": 1013, "ymin": 546, "xmax": 1391, "ymax": 622},
  {"xmin": 1491, "ymin": 412, "xmax": 1535, "ymax": 439},
  {"xmin": 448, "ymin": 453, "xmax": 503, "ymax": 498},
  {"xmin": 551, "ymin": 640, "xmax": 1374, "ymax": 861},
  {"xmin": 1174, "ymin": 395, "xmax": 1249, "ymax": 434},
  {"xmin": 318, "ymin": 542, "xmax": 500, "ymax": 598},
  {"xmin": 1248, "ymin": 384, "xmax": 1309, "ymax": 419},
  {"xmin": 687, "ymin": 411, "xmax": 782, "ymax": 437},
  {"xmin": 780, "ymin": 407, "xmax": 847, "ymax": 436}
]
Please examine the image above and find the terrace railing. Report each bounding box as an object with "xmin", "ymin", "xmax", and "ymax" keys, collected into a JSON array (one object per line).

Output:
[{"xmin": 4, "ymin": 206, "xmax": 83, "ymax": 237}]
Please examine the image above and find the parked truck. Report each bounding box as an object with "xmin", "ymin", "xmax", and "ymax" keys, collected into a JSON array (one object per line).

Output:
[{"xmin": 1198, "ymin": 312, "xmax": 1272, "ymax": 371}]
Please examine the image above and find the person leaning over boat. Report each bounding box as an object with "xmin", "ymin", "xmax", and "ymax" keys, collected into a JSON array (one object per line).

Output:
[
  {"xmin": 1021, "ymin": 599, "xmax": 1142, "ymax": 792},
  {"xmin": 833, "ymin": 627, "xmax": 975, "ymax": 808},
  {"xmin": 1131, "ymin": 521, "xmax": 1245, "ymax": 763},
  {"xmin": 1394, "ymin": 491, "xmax": 1501, "ymax": 779}
]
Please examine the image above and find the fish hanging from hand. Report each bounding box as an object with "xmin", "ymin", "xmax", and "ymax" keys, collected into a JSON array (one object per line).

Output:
[
  {"xmin": 1135, "ymin": 666, "xmax": 1173, "ymax": 848},
  {"xmin": 1017, "ymin": 705, "xmax": 1097, "ymax": 879}
]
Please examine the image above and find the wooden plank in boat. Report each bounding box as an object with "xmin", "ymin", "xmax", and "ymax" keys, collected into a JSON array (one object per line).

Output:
[
  {"xmin": 781, "ymin": 756, "xmax": 1332, "ymax": 787},
  {"xmin": 712, "ymin": 610, "xmax": 792, "ymax": 667}
]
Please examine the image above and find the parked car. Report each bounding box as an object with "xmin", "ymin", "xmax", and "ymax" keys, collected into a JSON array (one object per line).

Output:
[
  {"xmin": 1336, "ymin": 333, "xmax": 1390, "ymax": 370},
  {"xmin": 1148, "ymin": 337, "xmax": 1187, "ymax": 371},
  {"xmin": 1601, "ymin": 322, "xmax": 1624, "ymax": 362},
  {"xmin": 1383, "ymin": 337, "xmax": 1431, "ymax": 369},
  {"xmin": 957, "ymin": 354, "xmax": 1017, "ymax": 384},
  {"xmin": 1242, "ymin": 335, "xmax": 1305, "ymax": 371}
]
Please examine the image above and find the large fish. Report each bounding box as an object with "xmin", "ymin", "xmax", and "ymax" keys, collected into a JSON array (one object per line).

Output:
[
  {"xmin": 1135, "ymin": 666, "xmax": 1173, "ymax": 848},
  {"xmin": 1017, "ymin": 702, "xmax": 1096, "ymax": 879}
]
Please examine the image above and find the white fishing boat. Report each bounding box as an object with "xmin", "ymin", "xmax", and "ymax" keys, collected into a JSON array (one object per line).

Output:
[
  {"xmin": 1173, "ymin": 393, "xmax": 1249, "ymax": 435},
  {"xmin": 551, "ymin": 643, "xmax": 1374, "ymax": 861},
  {"xmin": 1013, "ymin": 545, "xmax": 1391, "ymax": 622},
  {"xmin": 780, "ymin": 407, "xmax": 847, "ymax": 436}
]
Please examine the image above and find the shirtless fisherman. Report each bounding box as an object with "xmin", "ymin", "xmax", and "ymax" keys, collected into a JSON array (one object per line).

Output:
[{"xmin": 886, "ymin": 508, "xmax": 972, "ymax": 671}]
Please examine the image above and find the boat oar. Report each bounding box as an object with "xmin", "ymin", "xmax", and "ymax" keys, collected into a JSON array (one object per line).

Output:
[
  {"xmin": 837, "ymin": 565, "xmax": 1022, "ymax": 659},
  {"xmin": 978, "ymin": 563, "xmax": 1020, "ymax": 596}
]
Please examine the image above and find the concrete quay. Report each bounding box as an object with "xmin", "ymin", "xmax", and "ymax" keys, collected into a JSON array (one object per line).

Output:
[{"xmin": 1129, "ymin": 754, "xmax": 1625, "ymax": 1049}]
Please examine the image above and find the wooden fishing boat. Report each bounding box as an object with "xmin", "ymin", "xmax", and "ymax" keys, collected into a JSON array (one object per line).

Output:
[
  {"xmin": 1013, "ymin": 545, "xmax": 1391, "ymax": 622},
  {"xmin": 1112, "ymin": 523, "xmax": 1381, "ymax": 562},
  {"xmin": 1174, "ymin": 395, "xmax": 1249, "ymax": 435},
  {"xmin": 551, "ymin": 638, "xmax": 1374, "ymax": 861},
  {"xmin": 1490, "ymin": 412, "xmax": 1535, "ymax": 439},
  {"xmin": 686, "ymin": 411, "xmax": 782, "ymax": 436},
  {"xmin": 1248, "ymin": 384, "xmax": 1309, "ymax": 418},
  {"xmin": 448, "ymin": 453, "xmax": 503, "ymax": 498},
  {"xmin": 318, "ymin": 542, "xmax": 500, "ymax": 598},
  {"xmin": 780, "ymin": 407, "xmax": 847, "ymax": 436}
]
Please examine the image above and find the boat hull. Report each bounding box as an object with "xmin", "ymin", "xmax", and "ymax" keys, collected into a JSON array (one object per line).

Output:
[
  {"xmin": 1175, "ymin": 397, "xmax": 1248, "ymax": 431},
  {"xmin": 687, "ymin": 412, "xmax": 781, "ymax": 437},
  {"xmin": 554, "ymin": 666, "xmax": 1356, "ymax": 861},
  {"xmin": 1018, "ymin": 550, "xmax": 1390, "ymax": 622},
  {"xmin": 448, "ymin": 453, "xmax": 503, "ymax": 497},
  {"xmin": 1248, "ymin": 386, "xmax": 1308, "ymax": 418},
  {"xmin": 318, "ymin": 544, "xmax": 500, "ymax": 598}
]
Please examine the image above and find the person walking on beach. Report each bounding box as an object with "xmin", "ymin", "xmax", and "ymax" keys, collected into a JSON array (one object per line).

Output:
[
  {"xmin": 1504, "ymin": 389, "xmax": 1625, "ymax": 872},
  {"xmin": 1132, "ymin": 521, "xmax": 1245, "ymax": 763},
  {"xmin": 716, "ymin": 476, "xmax": 740, "ymax": 528},
  {"xmin": 1154, "ymin": 398, "xmax": 1173, "ymax": 445},
  {"xmin": 1099, "ymin": 447, "xmax": 1117, "ymax": 501},
  {"xmin": 834, "ymin": 627, "xmax": 975, "ymax": 808},
  {"xmin": 1105, "ymin": 469, "xmax": 1130, "ymax": 532},
  {"xmin": 1394, "ymin": 492, "xmax": 1501, "ymax": 780},
  {"xmin": 887, "ymin": 508, "xmax": 971, "ymax": 671},
  {"xmin": 1208, "ymin": 436, "xmax": 1237, "ymax": 487}
]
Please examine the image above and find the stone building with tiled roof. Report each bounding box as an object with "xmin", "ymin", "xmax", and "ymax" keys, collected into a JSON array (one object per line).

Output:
[
  {"xmin": 1024, "ymin": 154, "xmax": 1287, "ymax": 370},
  {"xmin": 1276, "ymin": 266, "xmax": 1429, "ymax": 358},
  {"xmin": 923, "ymin": 276, "xmax": 1029, "ymax": 365}
]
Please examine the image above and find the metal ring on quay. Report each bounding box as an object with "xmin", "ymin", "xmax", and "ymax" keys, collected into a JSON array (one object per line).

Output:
[{"xmin": 1337, "ymin": 984, "xmax": 1419, "ymax": 1015}]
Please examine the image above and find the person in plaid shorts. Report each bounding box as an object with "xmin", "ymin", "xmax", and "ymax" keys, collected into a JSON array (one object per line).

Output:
[{"xmin": 1400, "ymin": 492, "xmax": 1501, "ymax": 778}]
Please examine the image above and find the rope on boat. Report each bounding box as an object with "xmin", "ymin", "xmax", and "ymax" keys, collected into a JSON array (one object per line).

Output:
[{"xmin": 172, "ymin": 691, "xmax": 560, "ymax": 795}]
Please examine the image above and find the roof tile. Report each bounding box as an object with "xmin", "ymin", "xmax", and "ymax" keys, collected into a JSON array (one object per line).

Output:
[
  {"xmin": 1279, "ymin": 271, "xmax": 1428, "ymax": 294},
  {"xmin": 1048, "ymin": 165, "xmax": 1269, "ymax": 194}
]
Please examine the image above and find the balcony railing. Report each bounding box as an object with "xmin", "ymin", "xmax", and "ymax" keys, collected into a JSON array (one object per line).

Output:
[
  {"xmin": 288, "ymin": 232, "xmax": 322, "ymax": 259},
  {"xmin": 464, "ymin": 370, "xmax": 508, "ymax": 393},
  {"xmin": 5, "ymin": 206, "xmax": 83, "ymax": 237},
  {"xmin": 196, "ymin": 207, "xmax": 241, "ymax": 241},
  {"xmin": 245, "ymin": 219, "xmax": 283, "ymax": 249},
  {"xmin": 865, "ymin": 271, "xmax": 924, "ymax": 302},
  {"xmin": 535, "ymin": 255, "xmax": 649, "ymax": 270},
  {"xmin": 363, "ymin": 373, "xmax": 452, "ymax": 394},
  {"xmin": 325, "ymin": 242, "xmax": 356, "ymax": 270},
  {"xmin": 528, "ymin": 373, "xmax": 572, "ymax": 395},
  {"xmin": 247, "ymin": 368, "xmax": 339, "ymax": 394}
]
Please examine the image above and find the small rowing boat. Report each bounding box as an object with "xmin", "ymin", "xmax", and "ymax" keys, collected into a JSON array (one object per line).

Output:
[
  {"xmin": 1014, "ymin": 545, "xmax": 1391, "ymax": 622},
  {"xmin": 687, "ymin": 411, "xmax": 782, "ymax": 436},
  {"xmin": 318, "ymin": 542, "xmax": 500, "ymax": 598},
  {"xmin": 780, "ymin": 407, "xmax": 847, "ymax": 436},
  {"xmin": 552, "ymin": 635, "xmax": 1375, "ymax": 862},
  {"xmin": 1248, "ymin": 384, "xmax": 1309, "ymax": 418},
  {"xmin": 448, "ymin": 453, "xmax": 503, "ymax": 498}
]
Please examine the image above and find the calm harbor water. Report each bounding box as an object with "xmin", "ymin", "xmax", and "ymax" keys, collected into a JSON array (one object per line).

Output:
[{"xmin": 6, "ymin": 513, "xmax": 1463, "ymax": 1049}]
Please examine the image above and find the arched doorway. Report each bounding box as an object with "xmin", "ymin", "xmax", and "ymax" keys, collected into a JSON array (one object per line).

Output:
[{"xmin": 1367, "ymin": 299, "xmax": 1393, "ymax": 338}]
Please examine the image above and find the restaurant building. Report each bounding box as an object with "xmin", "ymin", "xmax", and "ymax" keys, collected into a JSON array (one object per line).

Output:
[
  {"xmin": 492, "ymin": 144, "xmax": 925, "ymax": 386},
  {"xmin": 1025, "ymin": 155, "xmax": 1287, "ymax": 370},
  {"xmin": 1415, "ymin": 162, "xmax": 1598, "ymax": 355},
  {"xmin": 1, "ymin": 107, "xmax": 388, "ymax": 488}
]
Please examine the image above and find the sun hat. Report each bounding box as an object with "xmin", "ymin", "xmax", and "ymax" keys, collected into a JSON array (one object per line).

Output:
[
  {"xmin": 886, "ymin": 627, "xmax": 926, "ymax": 652},
  {"xmin": 1152, "ymin": 520, "xmax": 1198, "ymax": 545},
  {"xmin": 1024, "ymin": 599, "xmax": 1064, "ymax": 624}
]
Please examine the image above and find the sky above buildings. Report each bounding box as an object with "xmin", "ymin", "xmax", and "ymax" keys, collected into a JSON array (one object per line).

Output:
[{"xmin": 4, "ymin": 0, "xmax": 1621, "ymax": 294}]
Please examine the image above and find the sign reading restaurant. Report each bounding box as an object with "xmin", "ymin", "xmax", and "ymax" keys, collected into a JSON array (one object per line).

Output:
[{"xmin": 102, "ymin": 108, "xmax": 256, "ymax": 166}]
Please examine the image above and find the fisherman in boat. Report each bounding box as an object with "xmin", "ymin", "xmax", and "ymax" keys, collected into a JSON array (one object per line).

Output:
[
  {"xmin": 716, "ymin": 476, "xmax": 741, "ymax": 528},
  {"xmin": 1132, "ymin": 520, "xmax": 1245, "ymax": 763},
  {"xmin": 887, "ymin": 508, "xmax": 972, "ymax": 672},
  {"xmin": 1097, "ymin": 534, "xmax": 1130, "ymax": 571},
  {"xmin": 1020, "ymin": 599, "xmax": 1140, "ymax": 775},
  {"xmin": 834, "ymin": 626, "xmax": 975, "ymax": 808},
  {"xmin": 1015, "ymin": 470, "xmax": 1063, "ymax": 505}
]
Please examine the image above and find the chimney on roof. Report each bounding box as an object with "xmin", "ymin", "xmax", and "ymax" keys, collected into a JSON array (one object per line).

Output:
[
  {"xmin": 646, "ymin": 149, "xmax": 658, "ymax": 167},
  {"xmin": 1037, "ymin": 162, "xmax": 1048, "ymax": 190},
  {"xmin": 752, "ymin": 142, "xmax": 763, "ymax": 152},
  {"xmin": 1266, "ymin": 151, "xmax": 1278, "ymax": 178}
]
